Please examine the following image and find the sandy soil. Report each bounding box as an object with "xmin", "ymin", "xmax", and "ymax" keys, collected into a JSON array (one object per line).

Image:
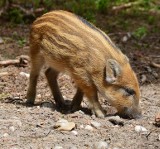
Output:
[
  {"xmin": 0, "ymin": 23, "xmax": 159, "ymax": 149},
  {"xmin": 0, "ymin": 65, "xmax": 160, "ymax": 149}
]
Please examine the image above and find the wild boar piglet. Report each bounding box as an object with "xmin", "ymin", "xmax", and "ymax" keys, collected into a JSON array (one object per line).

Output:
[{"xmin": 27, "ymin": 10, "xmax": 142, "ymax": 119}]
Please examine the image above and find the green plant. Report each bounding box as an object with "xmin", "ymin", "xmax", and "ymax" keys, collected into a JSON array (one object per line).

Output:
[
  {"xmin": 17, "ymin": 38, "xmax": 26, "ymax": 47},
  {"xmin": 133, "ymin": 26, "xmax": 148, "ymax": 39},
  {"xmin": 96, "ymin": 0, "xmax": 111, "ymax": 13},
  {"xmin": 8, "ymin": 8, "xmax": 24, "ymax": 24},
  {"xmin": 64, "ymin": 0, "xmax": 97, "ymax": 22}
]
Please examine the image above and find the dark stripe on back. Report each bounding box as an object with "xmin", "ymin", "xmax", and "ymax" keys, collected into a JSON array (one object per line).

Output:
[{"xmin": 76, "ymin": 15, "xmax": 121, "ymax": 52}]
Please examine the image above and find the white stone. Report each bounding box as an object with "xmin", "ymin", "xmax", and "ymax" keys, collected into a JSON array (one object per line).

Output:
[
  {"xmin": 0, "ymin": 37, "xmax": 4, "ymax": 44},
  {"xmin": 19, "ymin": 72, "xmax": 30, "ymax": 78},
  {"xmin": 69, "ymin": 146, "xmax": 77, "ymax": 149},
  {"xmin": 37, "ymin": 106, "xmax": 40, "ymax": 109},
  {"xmin": 93, "ymin": 141, "xmax": 109, "ymax": 149},
  {"xmin": 135, "ymin": 125, "xmax": 148, "ymax": 132},
  {"xmin": 54, "ymin": 119, "xmax": 75, "ymax": 131},
  {"xmin": 122, "ymin": 36, "xmax": 128, "ymax": 42},
  {"xmin": 9, "ymin": 126, "xmax": 15, "ymax": 132},
  {"xmin": 41, "ymin": 102, "xmax": 53, "ymax": 108},
  {"xmin": 37, "ymin": 94, "xmax": 41, "ymax": 98},
  {"xmin": 16, "ymin": 120, "xmax": 22, "ymax": 127},
  {"xmin": 80, "ymin": 124, "xmax": 84, "ymax": 129},
  {"xmin": 85, "ymin": 125, "xmax": 94, "ymax": 131},
  {"xmin": 91, "ymin": 121, "xmax": 101, "ymax": 128},
  {"xmin": 71, "ymin": 130, "xmax": 78, "ymax": 136},
  {"xmin": 158, "ymin": 134, "xmax": 160, "ymax": 141},
  {"xmin": 54, "ymin": 146, "xmax": 63, "ymax": 149},
  {"xmin": 3, "ymin": 133, "xmax": 9, "ymax": 137},
  {"xmin": 78, "ymin": 110, "xmax": 84, "ymax": 114}
]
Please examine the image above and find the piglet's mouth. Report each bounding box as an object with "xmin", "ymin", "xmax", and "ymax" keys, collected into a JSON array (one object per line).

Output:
[{"xmin": 117, "ymin": 107, "xmax": 142, "ymax": 119}]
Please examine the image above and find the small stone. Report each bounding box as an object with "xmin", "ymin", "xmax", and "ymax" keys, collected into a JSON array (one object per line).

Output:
[
  {"xmin": 3, "ymin": 133, "xmax": 9, "ymax": 137},
  {"xmin": 14, "ymin": 97, "xmax": 20, "ymax": 100},
  {"xmin": 80, "ymin": 124, "xmax": 84, "ymax": 129},
  {"xmin": 91, "ymin": 114, "xmax": 96, "ymax": 119},
  {"xmin": 19, "ymin": 72, "xmax": 30, "ymax": 78},
  {"xmin": 91, "ymin": 121, "xmax": 101, "ymax": 129},
  {"xmin": 127, "ymin": 32, "xmax": 131, "ymax": 38},
  {"xmin": 155, "ymin": 113, "xmax": 160, "ymax": 127},
  {"xmin": 37, "ymin": 94, "xmax": 41, "ymax": 98},
  {"xmin": 122, "ymin": 36, "xmax": 128, "ymax": 42},
  {"xmin": 141, "ymin": 74, "xmax": 147, "ymax": 83},
  {"xmin": 54, "ymin": 119, "xmax": 75, "ymax": 131},
  {"xmin": 71, "ymin": 130, "xmax": 78, "ymax": 136},
  {"xmin": 152, "ymin": 72, "xmax": 158, "ymax": 79},
  {"xmin": 37, "ymin": 106, "xmax": 40, "ymax": 109},
  {"xmin": 93, "ymin": 141, "xmax": 109, "ymax": 149},
  {"xmin": 135, "ymin": 125, "xmax": 148, "ymax": 132},
  {"xmin": 0, "ymin": 37, "xmax": 4, "ymax": 44},
  {"xmin": 9, "ymin": 126, "xmax": 15, "ymax": 132},
  {"xmin": 54, "ymin": 146, "xmax": 63, "ymax": 149},
  {"xmin": 85, "ymin": 125, "xmax": 94, "ymax": 131},
  {"xmin": 16, "ymin": 120, "xmax": 22, "ymax": 127},
  {"xmin": 78, "ymin": 110, "xmax": 84, "ymax": 115},
  {"xmin": 10, "ymin": 147, "xmax": 18, "ymax": 149},
  {"xmin": 108, "ymin": 116, "xmax": 124, "ymax": 126},
  {"xmin": 69, "ymin": 146, "xmax": 77, "ymax": 149},
  {"xmin": 28, "ymin": 107, "xmax": 32, "ymax": 110},
  {"xmin": 158, "ymin": 134, "xmax": 160, "ymax": 141},
  {"xmin": 145, "ymin": 66, "xmax": 152, "ymax": 73},
  {"xmin": 41, "ymin": 102, "xmax": 53, "ymax": 108}
]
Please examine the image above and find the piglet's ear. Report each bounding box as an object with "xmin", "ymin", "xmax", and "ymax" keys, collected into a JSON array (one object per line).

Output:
[{"xmin": 105, "ymin": 59, "xmax": 121, "ymax": 84}]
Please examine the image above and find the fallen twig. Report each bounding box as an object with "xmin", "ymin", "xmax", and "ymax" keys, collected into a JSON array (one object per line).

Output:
[
  {"xmin": 11, "ymin": 4, "xmax": 35, "ymax": 17},
  {"xmin": 0, "ymin": 72, "xmax": 10, "ymax": 76},
  {"xmin": 0, "ymin": 55, "xmax": 29, "ymax": 67},
  {"xmin": 0, "ymin": 0, "xmax": 9, "ymax": 16},
  {"xmin": 0, "ymin": 59, "xmax": 19, "ymax": 67},
  {"xmin": 141, "ymin": 96, "xmax": 151, "ymax": 101},
  {"xmin": 112, "ymin": 1, "xmax": 141, "ymax": 11},
  {"xmin": 150, "ymin": 62, "xmax": 160, "ymax": 68}
]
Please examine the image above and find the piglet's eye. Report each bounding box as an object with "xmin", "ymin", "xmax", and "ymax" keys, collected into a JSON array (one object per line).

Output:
[{"xmin": 124, "ymin": 87, "xmax": 135, "ymax": 96}]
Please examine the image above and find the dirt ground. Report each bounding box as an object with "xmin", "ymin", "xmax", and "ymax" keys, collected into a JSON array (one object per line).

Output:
[{"xmin": 0, "ymin": 23, "xmax": 160, "ymax": 149}]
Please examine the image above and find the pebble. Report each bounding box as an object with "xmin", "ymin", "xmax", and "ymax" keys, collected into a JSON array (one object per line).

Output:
[
  {"xmin": 3, "ymin": 133, "xmax": 9, "ymax": 137},
  {"xmin": 135, "ymin": 125, "xmax": 148, "ymax": 132},
  {"xmin": 85, "ymin": 125, "xmax": 94, "ymax": 131},
  {"xmin": 10, "ymin": 147, "xmax": 18, "ymax": 149},
  {"xmin": 155, "ymin": 113, "xmax": 160, "ymax": 127},
  {"xmin": 91, "ymin": 121, "xmax": 101, "ymax": 129},
  {"xmin": 80, "ymin": 124, "xmax": 84, "ymax": 129},
  {"xmin": 37, "ymin": 106, "xmax": 40, "ymax": 109},
  {"xmin": 78, "ymin": 110, "xmax": 84, "ymax": 115},
  {"xmin": 0, "ymin": 37, "xmax": 4, "ymax": 44},
  {"xmin": 69, "ymin": 146, "xmax": 77, "ymax": 149},
  {"xmin": 9, "ymin": 126, "xmax": 15, "ymax": 132},
  {"xmin": 19, "ymin": 72, "xmax": 30, "ymax": 78},
  {"xmin": 122, "ymin": 36, "xmax": 128, "ymax": 42},
  {"xmin": 41, "ymin": 102, "xmax": 53, "ymax": 108},
  {"xmin": 108, "ymin": 116, "xmax": 124, "ymax": 126},
  {"xmin": 54, "ymin": 119, "xmax": 75, "ymax": 131},
  {"xmin": 71, "ymin": 130, "xmax": 78, "ymax": 136},
  {"xmin": 158, "ymin": 134, "xmax": 160, "ymax": 141},
  {"xmin": 16, "ymin": 120, "xmax": 22, "ymax": 127},
  {"xmin": 37, "ymin": 94, "xmax": 41, "ymax": 98},
  {"xmin": 54, "ymin": 146, "xmax": 63, "ymax": 149},
  {"xmin": 93, "ymin": 141, "xmax": 109, "ymax": 149}
]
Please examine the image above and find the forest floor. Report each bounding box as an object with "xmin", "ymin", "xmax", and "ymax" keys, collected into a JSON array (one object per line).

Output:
[{"xmin": 0, "ymin": 21, "xmax": 160, "ymax": 149}]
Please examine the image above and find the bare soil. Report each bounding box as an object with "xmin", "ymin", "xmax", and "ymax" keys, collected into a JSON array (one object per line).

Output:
[{"xmin": 0, "ymin": 23, "xmax": 160, "ymax": 149}]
